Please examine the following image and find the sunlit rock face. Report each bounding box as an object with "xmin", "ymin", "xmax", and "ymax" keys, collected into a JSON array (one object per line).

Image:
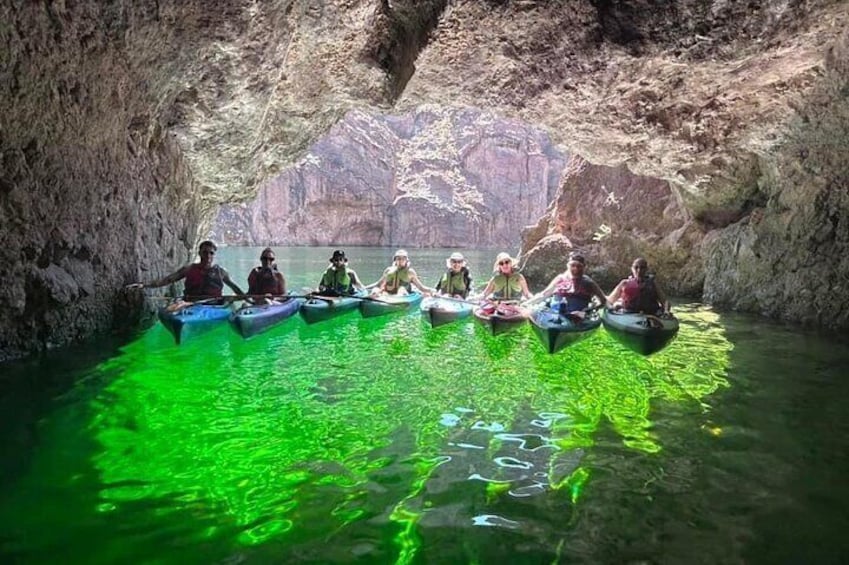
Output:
[
  {"xmin": 210, "ymin": 107, "xmax": 565, "ymax": 247},
  {"xmin": 519, "ymin": 156, "xmax": 702, "ymax": 296}
]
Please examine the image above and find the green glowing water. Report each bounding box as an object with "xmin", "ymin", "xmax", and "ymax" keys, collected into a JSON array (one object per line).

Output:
[{"xmin": 1, "ymin": 248, "xmax": 848, "ymax": 563}]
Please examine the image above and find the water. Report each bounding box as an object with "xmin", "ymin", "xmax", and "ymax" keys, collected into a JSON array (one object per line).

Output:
[{"xmin": 1, "ymin": 247, "xmax": 848, "ymax": 564}]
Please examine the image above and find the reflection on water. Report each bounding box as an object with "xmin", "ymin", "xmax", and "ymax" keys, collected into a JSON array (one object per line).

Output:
[{"xmin": 1, "ymin": 249, "xmax": 847, "ymax": 563}]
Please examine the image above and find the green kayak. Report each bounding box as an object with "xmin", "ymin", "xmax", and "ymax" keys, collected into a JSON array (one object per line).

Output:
[{"xmin": 299, "ymin": 291, "xmax": 365, "ymax": 324}]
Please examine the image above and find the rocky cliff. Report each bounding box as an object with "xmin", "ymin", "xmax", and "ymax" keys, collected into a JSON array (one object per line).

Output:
[
  {"xmin": 210, "ymin": 106, "xmax": 566, "ymax": 247},
  {"xmin": 2, "ymin": 0, "xmax": 848, "ymax": 360}
]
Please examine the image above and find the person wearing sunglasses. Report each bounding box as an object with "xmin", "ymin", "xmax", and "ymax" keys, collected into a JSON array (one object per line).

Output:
[
  {"xmin": 247, "ymin": 247, "xmax": 286, "ymax": 303},
  {"xmin": 606, "ymin": 257, "xmax": 670, "ymax": 315},
  {"xmin": 434, "ymin": 252, "xmax": 473, "ymax": 299},
  {"xmin": 531, "ymin": 252, "xmax": 606, "ymax": 320},
  {"xmin": 480, "ymin": 252, "xmax": 531, "ymax": 301},
  {"xmin": 370, "ymin": 249, "xmax": 433, "ymax": 296},
  {"xmin": 127, "ymin": 240, "xmax": 244, "ymax": 301},
  {"xmin": 318, "ymin": 249, "xmax": 364, "ymax": 295}
]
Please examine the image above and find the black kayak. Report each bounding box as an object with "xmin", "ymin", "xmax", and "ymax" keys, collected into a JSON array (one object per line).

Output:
[
  {"xmin": 601, "ymin": 310, "xmax": 679, "ymax": 355},
  {"xmin": 530, "ymin": 306, "xmax": 602, "ymax": 354}
]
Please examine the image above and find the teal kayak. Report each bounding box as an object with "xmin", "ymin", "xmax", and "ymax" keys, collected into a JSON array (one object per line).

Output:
[
  {"xmin": 359, "ymin": 292, "xmax": 423, "ymax": 318},
  {"xmin": 299, "ymin": 291, "xmax": 366, "ymax": 324},
  {"xmin": 530, "ymin": 305, "xmax": 601, "ymax": 354},
  {"xmin": 229, "ymin": 296, "xmax": 305, "ymax": 338},
  {"xmin": 420, "ymin": 296, "xmax": 474, "ymax": 328},
  {"xmin": 601, "ymin": 310, "xmax": 679, "ymax": 355},
  {"xmin": 158, "ymin": 302, "xmax": 233, "ymax": 345}
]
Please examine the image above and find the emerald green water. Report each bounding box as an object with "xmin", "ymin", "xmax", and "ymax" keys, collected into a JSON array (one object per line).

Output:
[{"xmin": 2, "ymin": 247, "xmax": 848, "ymax": 563}]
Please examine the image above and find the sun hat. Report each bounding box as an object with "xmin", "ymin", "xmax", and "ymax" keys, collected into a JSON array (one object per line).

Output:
[
  {"xmin": 330, "ymin": 249, "xmax": 347, "ymax": 261},
  {"xmin": 394, "ymin": 249, "xmax": 409, "ymax": 259},
  {"xmin": 493, "ymin": 252, "xmax": 516, "ymax": 271},
  {"xmin": 446, "ymin": 252, "xmax": 466, "ymax": 268}
]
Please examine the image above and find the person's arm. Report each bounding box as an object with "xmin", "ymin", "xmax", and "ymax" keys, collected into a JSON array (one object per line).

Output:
[
  {"xmin": 349, "ymin": 270, "xmax": 365, "ymax": 291},
  {"xmin": 589, "ymin": 280, "xmax": 608, "ymax": 308},
  {"xmin": 655, "ymin": 282, "xmax": 670, "ymax": 313},
  {"xmin": 130, "ymin": 264, "xmax": 190, "ymax": 289},
  {"xmin": 481, "ymin": 277, "xmax": 495, "ymax": 299},
  {"xmin": 222, "ymin": 268, "xmax": 245, "ymax": 295},
  {"xmin": 276, "ymin": 272, "xmax": 287, "ymax": 296},
  {"xmin": 525, "ymin": 275, "xmax": 558, "ymax": 304},
  {"xmin": 606, "ymin": 281, "xmax": 624, "ymax": 305},
  {"xmin": 368, "ymin": 269, "xmax": 389, "ymax": 293},
  {"xmin": 409, "ymin": 269, "xmax": 433, "ymax": 294},
  {"xmin": 519, "ymin": 275, "xmax": 532, "ymax": 300}
]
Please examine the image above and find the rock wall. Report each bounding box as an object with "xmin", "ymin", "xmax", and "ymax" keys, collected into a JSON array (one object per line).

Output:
[
  {"xmin": 702, "ymin": 30, "xmax": 849, "ymax": 328},
  {"xmin": 519, "ymin": 156, "xmax": 701, "ymax": 295},
  {"xmin": 0, "ymin": 2, "xmax": 202, "ymax": 361},
  {"xmin": 210, "ymin": 107, "xmax": 566, "ymax": 248}
]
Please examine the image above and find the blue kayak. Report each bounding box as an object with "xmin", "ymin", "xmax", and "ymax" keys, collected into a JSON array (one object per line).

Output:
[
  {"xmin": 530, "ymin": 305, "xmax": 602, "ymax": 354},
  {"xmin": 601, "ymin": 310, "xmax": 679, "ymax": 355},
  {"xmin": 299, "ymin": 291, "xmax": 366, "ymax": 324},
  {"xmin": 359, "ymin": 292, "xmax": 423, "ymax": 318},
  {"xmin": 229, "ymin": 296, "xmax": 305, "ymax": 338},
  {"xmin": 158, "ymin": 302, "xmax": 233, "ymax": 345},
  {"xmin": 420, "ymin": 296, "xmax": 473, "ymax": 328}
]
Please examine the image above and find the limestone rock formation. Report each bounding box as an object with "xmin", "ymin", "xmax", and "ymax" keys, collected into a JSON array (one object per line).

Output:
[{"xmin": 210, "ymin": 107, "xmax": 566, "ymax": 248}]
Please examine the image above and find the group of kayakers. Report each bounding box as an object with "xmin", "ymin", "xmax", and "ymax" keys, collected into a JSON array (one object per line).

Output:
[{"xmin": 129, "ymin": 241, "xmax": 671, "ymax": 317}]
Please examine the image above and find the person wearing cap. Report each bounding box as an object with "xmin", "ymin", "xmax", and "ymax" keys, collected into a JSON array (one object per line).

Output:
[
  {"xmin": 371, "ymin": 249, "xmax": 433, "ymax": 296},
  {"xmin": 434, "ymin": 252, "xmax": 473, "ymax": 299},
  {"xmin": 247, "ymin": 247, "xmax": 286, "ymax": 304},
  {"xmin": 127, "ymin": 240, "xmax": 244, "ymax": 301},
  {"xmin": 532, "ymin": 251, "xmax": 606, "ymax": 319},
  {"xmin": 606, "ymin": 257, "xmax": 670, "ymax": 315},
  {"xmin": 318, "ymin": 249, "xmax": 365, "ymax": 295},
  {"xmin": 480, "ymin": 252, "xmax": 532, "ymax": 301}
]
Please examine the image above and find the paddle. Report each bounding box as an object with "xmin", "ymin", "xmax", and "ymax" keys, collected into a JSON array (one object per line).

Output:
[{"xmin": 427, "ymin": 294, "xmax": 481, "ymax": 306}]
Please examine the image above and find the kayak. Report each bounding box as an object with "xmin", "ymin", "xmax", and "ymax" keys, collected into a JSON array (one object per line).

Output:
[
  {"xmin": 229, "ymin": 296, "xmax": 305, "ymax": 338},
  {"xmin": 529, "ymin": 305, "xmax": 602, "ymax": 354},
  {"xmin": 420, "ymin": 296, "xmax": 474, "ymax": 328},
  {"xmin": 359, "ymin": 292, "xmax": 424, "ymax": 318},
  {"xmin": 473, "ymin": 302, "xmax": 529, "ymax": 336},
  {"xmin": 157, "ymin": 302, "xmax": 233, "ymax": 345},
  {"xmin": 601, "ymin": 310, "xmax": 679, "ymax": 355},
  {"xmin": 299, "ymin": 291, "xmax": 366, "ymax": 324}
]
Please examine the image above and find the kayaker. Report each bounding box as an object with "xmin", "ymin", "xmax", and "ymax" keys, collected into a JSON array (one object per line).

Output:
[
  {"xmin": 607, "ymin": 257, "xmax": 671, "ymax": 315},
  {"xmin": 531, "ymin": 252, "xmax": 606, "ymax": 320},
  {"xmin": 128, "ymin": 240, "xmax": 244, "ymax": 302},
  {"xmin": 317, "ymin": 249, "xmax": 365, "ymax": 295},
  {"xmin": 478, "ymin": 252, "xmax": 531, "ymax": 317},
  {"xmin": 247, "ymin": 247, "xmax": 286, "ymax": 304},
  {"xmin": 434, "ymin": 252, "xmax": 473, "ymax": 299},
  {"xmin": 370, "ymin": 249, "xmax": 433, "ymax": 296}
]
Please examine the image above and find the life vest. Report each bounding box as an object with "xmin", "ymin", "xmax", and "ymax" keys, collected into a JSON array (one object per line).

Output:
[
  {"xmin": 553, "ymin": 274, "xmax": 594, "ymax": 310},
  {"xmin": 248, "ymin": 266, "xmax": 283, "ymax": 295},
  {"xmin": 490, "ymin": 272, "xmax": 523, "ymax": 299},
  {"xmin": 437, "ymin": 268, "xmax": 471, "ymax": 298},
  {"xmin": 383, "ymin": 266, "xmax": 412, "ymax": 294},
  {"xmin": 320, "ymin": 265, "xmax": 353, "ymax": 294},
  {"xmin": 621, "ymin": 276, "xmax": 661, "ymax": 313},
  {"xmin": 184, "ymin": 263, "xmax": 224, "ymax": 298}
]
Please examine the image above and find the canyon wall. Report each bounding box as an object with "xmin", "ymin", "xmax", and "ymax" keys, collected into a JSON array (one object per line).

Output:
[{"xmin": 210, "ymin": 107, "xmax": 566, "ymax": 248}]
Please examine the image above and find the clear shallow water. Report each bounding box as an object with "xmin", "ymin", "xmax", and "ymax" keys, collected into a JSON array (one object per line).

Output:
[{"xmin": 1, "ymin": 247, "xmax": 848, "ymax": 564}]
